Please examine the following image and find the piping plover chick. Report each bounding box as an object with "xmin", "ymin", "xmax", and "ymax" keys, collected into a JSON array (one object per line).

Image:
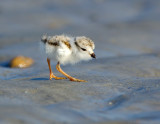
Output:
[{"xmin": 41, "ymin": 34, "xmax": 96, "ymax": 82}]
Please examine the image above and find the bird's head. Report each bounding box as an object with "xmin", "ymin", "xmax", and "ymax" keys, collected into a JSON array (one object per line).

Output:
[{"xmin": 75, "ymin": 36, "xmax": 96, "ymax": 60}]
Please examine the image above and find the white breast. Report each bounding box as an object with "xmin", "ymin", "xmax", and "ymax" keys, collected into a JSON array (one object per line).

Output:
[{"xmin": 42, "ymin": 41, "xmax": 72, "ymax": 65}]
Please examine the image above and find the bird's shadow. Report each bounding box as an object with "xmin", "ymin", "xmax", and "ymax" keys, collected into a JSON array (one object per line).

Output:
[{"xmin": 30, "ymin": 78, "xmax": 49, "ymax": 81}]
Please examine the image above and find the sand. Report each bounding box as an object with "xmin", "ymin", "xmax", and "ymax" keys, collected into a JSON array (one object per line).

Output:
[{"xmin": 0, "ymin": 0, "xmax": 160, "ymax": 124}]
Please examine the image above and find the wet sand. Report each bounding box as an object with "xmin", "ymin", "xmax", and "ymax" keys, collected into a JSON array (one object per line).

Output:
[{"xmin": 0, "ymin": 0, "xmax": 160, "ymax": 124}]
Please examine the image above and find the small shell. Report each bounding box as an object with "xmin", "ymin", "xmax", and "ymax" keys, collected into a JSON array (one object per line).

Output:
[{"xmin": 10, "ymin": 56, "xmax": 34, "ymax": 68}]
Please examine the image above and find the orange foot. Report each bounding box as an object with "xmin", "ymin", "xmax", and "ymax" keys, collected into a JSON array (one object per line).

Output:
[
  {"xmin": 69, "ymin": 78, "xmax": 87, "ymax": 82},
  {"xmin": 50, "ymin": 73, "xmax": 67, "ymax": 80}
]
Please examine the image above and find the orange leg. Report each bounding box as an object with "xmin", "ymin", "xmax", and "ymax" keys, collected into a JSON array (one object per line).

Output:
[
  {"xmin": 47, "ymin": 58, "xmax": 66, "ymax": 80},
  {"xmin": 56, "ymin": 62, "xmax": 87, "ymax": 82}
]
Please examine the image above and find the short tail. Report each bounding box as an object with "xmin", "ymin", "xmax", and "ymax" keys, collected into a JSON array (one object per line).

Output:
[{"xmin": 41, "ymin": 34, "xmax": 48, "ymax": 43}]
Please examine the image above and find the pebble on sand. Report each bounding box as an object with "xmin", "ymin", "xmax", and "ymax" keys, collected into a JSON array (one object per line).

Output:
[{"xmin": 10, "ymin": 56, "xmax": 34, "ymax": 68}]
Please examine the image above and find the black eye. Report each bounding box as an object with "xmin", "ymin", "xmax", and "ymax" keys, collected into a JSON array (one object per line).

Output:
[{"xmin": 81, "ymin": 48, "xmax": 86, "ymax": 51}]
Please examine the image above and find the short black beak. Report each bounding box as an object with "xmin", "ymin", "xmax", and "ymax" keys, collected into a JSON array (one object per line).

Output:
[{"xmin": 91, "ymin": 53, "xmax": 96, "ymax": 58}]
